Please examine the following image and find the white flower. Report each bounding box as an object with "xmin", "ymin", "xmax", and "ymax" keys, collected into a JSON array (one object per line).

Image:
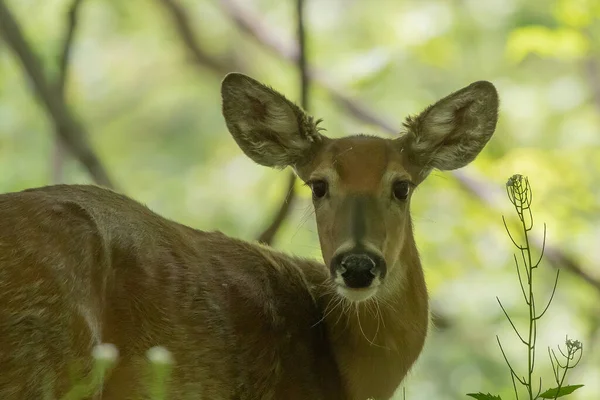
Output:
[
  {"xmin": 566, "ymin": 338, "xmax": 582, "ymax": 352},
  {"xmin": 92, "ymin": 343, "xmax": 119, "ymax": 363},
  {"xmin": 147, "ymin": 346, "xmax": 174, "ymax": 365}
]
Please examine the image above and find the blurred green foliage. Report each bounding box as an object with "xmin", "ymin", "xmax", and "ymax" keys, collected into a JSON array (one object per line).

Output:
[{"xmin": 0, "ymin": 0, "xmax": 598, "ymax": 399}]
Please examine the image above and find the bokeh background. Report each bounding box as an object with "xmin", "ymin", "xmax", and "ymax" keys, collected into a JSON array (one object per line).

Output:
[{"xmin": 0, "ymin": 0, "xmax": 598, "ymax": 399}]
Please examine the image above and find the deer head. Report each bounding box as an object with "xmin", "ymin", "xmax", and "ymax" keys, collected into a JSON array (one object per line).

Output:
[{"xmin": 221, "ymin": 73, "xmax": 498, "ymax": 303}]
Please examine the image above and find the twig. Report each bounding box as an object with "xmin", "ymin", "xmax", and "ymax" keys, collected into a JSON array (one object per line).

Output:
[
  {"xmin": 219, "ymin": 0, "xmax": 298, "ymax": 61},
  {"xmin": 157, "ymin": 0, "xmax": 231, "ymax": 74},
  {"xmin": 257, "ymin": 0, "xmax": 310, "ymax": 245},
  {"xmin": 57, "ymin": 0, "xmax": 84, "ymax": 97},
  {"xmin": 53, "ymin": 0, "xmax": 85, "ymax": 184},
  {"xmin": 217, "ymin": 0, "xmax": 400, "ymax": 133},
  {"xmin": 52, "ymin": 134, "xmax": 68, "ymax": 183},
  {"xmin": 541, "ymin": 243, "xmax": 600, "ymax": 292},
  {"xmin": 296, "ymin": 0, "xmax": 309, "ymax": 111},
  {"xmin": 257, "ymin": 172, "xmax": 298, "ymax": 245},
  {"xmin": 0, "ymin": 0, "xmax": 114, "ymax": 188},
  {"xmin": 216, "ymin": 0, "xmax": 600, "ymax": 294}
]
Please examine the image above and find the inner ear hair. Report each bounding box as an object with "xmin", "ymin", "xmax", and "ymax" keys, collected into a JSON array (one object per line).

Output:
[
  {"xmin": 221, "ymin": 73, "xmax": 326, "ymax": 168},
  {"xmin": 402, "ymin": 80, "xmax": 499, "ymax": 173}
]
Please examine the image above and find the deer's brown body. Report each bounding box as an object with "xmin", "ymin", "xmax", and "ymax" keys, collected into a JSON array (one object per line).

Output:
[
  {"xmin": 0, "ymin": 73, "xmax": 498, "ymax": 400},
  {"xmin": 0, "ymin": 184, "xmax": 344, "ymax": 399}
]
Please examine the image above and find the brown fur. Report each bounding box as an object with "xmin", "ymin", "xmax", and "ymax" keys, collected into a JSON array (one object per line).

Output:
[
  {"xmin": 0, "ymin": 185, "xmax": 342, "ymax": 399},
  {"xmin": 0, "ymin": 73, "xmax": 498, "ymax": 400}
]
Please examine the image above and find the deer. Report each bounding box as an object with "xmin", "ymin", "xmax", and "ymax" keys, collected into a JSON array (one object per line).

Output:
[{"xmin": 0, "ymin": 72, "xmax": 499, "ymax": 400}]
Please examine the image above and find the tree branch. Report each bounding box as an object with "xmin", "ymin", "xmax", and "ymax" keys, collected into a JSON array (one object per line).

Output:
[
  {"xmin": 157, "ymin": 0, "xmax": 232, "ymax": 74},
  {"xmin": 256, "ymin": 0, "xmax": 310, "ymax": 245},
  {"xmin": 57, "ymin": 0, "xmax": 84, "ymax": 97},
  {"xmin": 540, "ymin": 239, "xmax": 600, "ymax": 293},
  {"xmin": 53, "ymin": 0, "xmax": 85, "ymax": 184},
  {"xmin": 219, "ymin": 0, "xmax": 298, "ymax": 62},
  {"xmin": 217, "ymin": 0, "xmax": 401, "ymax": 133},
  {"xmin": 0, "ymin": 0, "xmax": 114, "ymax": 188},
  {"xmin": 256, "ymin": 172, "xmax": 298, "ymax": 245},
  {"xmin": 296, "ymin": 0, "xmax": 309, "ymax": 111}
]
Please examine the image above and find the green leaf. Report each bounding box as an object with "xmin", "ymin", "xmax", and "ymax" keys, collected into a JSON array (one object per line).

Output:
[
  {"xmin": 553, "ymin": 0, "xmax": 598, "ymax": 28},
  {"xmin": 505, "ymin": 26, "xmax": 589, "ymax": 63},
  {"xmin": 466, "ymin": 393, "xmax": 502, "ymax": 400},
  {"xmin": 540, "ymin": 384, "xmax": 584, "ymax": 398}
]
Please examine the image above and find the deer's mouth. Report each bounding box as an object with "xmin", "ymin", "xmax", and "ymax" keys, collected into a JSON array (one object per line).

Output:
[
  {"xmin": 336, "ymin": 285, "xmax": 378, "ymax": 302},
  {"xmin": 334, "ymin": 277, "xmax": 381, "ymax": 302}
]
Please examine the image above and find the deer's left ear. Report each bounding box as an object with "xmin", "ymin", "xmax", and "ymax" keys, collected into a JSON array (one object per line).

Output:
[{"xmin": 402, "ymin": 81, "xmax": 499, "ymax": 174}]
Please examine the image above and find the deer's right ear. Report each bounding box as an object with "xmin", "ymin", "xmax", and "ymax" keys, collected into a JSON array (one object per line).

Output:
[{"xmin": 221, "ymin": 73, "xmax": 324, "ymax": 169}]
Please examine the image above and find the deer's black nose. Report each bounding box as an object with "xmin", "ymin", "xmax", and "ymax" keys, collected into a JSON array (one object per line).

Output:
[{"xmin": 333, "ymin": 252, "xmax": 384, "ymax": 289}]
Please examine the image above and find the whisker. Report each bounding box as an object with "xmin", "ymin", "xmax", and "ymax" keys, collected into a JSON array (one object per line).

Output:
[
  {"xmin": 290, "ymin": 204, "xmax": 316, "ymax": 241},
  {"xmin": 377, "ymin": 296, "xmax": 400, "ymax": 315},
  {"xmin": 371, "ymin": 299, "xmax": 382, "ymax": 343},
  {"xmin": 338, "ymin": 298, "xmax": 353, "ymax": 330},
  {"xmin": 374, "ymin": 298, "xmax": 386, "ymax": 330},
  {"xmin": 353, "ymin": 300, "xmax": 389, "ymax": 349},
  {"xmin": 312, "ymin": 295, "xmax": 343, "ymax": 328},
  {"xmin": 355, "ymin": 305, "xmax": 377, "ymax": 347},
  {"xmin": 366, "ymin": 299, "xmax": 378, "ymax": 320}
]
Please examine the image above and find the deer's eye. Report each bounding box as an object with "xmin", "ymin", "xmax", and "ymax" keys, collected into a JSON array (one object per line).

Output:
[
  {"xmin": 310, "ymin": 180, "xmax": 328, "ymax": 199},
  {"xmin": 392, "ymin": 181, "xmax": 410, "ymax": 201}
]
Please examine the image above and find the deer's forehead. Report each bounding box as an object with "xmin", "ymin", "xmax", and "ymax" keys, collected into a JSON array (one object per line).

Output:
[{"xmin": 316, "ymin": 137, "xmax": 406, "ymax": 191}]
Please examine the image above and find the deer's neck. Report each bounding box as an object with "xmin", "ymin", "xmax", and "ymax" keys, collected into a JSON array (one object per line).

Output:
[{"xmin": 316, "ymin": 239, "xmax": 429, "ymax": 400}]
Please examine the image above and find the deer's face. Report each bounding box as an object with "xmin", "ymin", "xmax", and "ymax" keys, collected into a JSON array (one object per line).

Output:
[
  {"xmin": 221, "ymin": 73, "xmax": 498, "ymax": 302},
  {"xmin": 295, "ymin": 136, "xmax": 415, "ymax": 302}
]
